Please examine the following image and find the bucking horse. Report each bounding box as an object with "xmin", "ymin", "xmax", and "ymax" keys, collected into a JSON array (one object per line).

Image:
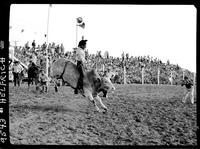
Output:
[{"xmin": 50, "ymin": 58, "xmax": 115, "ymax": 113}]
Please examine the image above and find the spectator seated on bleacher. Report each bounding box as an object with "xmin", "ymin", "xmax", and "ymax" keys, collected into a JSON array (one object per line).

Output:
[{"xmin": 12, "ymin": 40, "xmax": 193, "ymax": 85}]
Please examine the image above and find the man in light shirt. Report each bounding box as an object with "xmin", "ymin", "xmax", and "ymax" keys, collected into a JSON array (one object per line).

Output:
[
  {"xmin": 31, "ymin": 52, "xmax": 37, "ymax": 65},
  {"xmin": 74, "ymin": 39, "xmax": 87, "ymax": 94},
  {"xmin": 12, "ymin": 61, "xmax": 23, "ymax": 87},
  {"xmin": 38, "ymin": 69, "xmax": 48, "ymax": 93}
]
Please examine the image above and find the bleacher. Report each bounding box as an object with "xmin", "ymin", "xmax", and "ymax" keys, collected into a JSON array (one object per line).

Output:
[{"xmin": 10, "ymin": 41, "xmax": 194, "ymax": 85}]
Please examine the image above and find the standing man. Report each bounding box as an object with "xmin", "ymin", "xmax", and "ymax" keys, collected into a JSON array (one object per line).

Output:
[
  {"xmin": 31, "ymin": 51, "xmax": 37, "ymax": 66},
  {"xmin": 38, "ymin": 69, "xmax": 48, "ymax": 93},
  {"xmin": 181, "ymin": 76, "xmax": 194, "ymax": 104},
  {"xmin": 32, "ymin": 40, "xmax": 36, "ymax": 50},
  {"xmin": 74, "ymin": 39, "xmax": 87, "ymax": 94},
  {"xmin": 12, "ymin": 61, "xmax": 23, "ymax": 87},
  {"xmin": 60, "ymin": 43, "xmax": 64, "ymax": 55}
]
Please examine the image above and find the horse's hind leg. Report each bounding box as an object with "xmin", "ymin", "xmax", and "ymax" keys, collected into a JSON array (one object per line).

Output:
[
  {"xmin": 35, "ymin": 79, "xmax": 40, "ymax": 91},
  {"xmin": 52, "ymin": 78, "xmax": 58, "ymax": 92},
  {"xmin": 45, "ymin": 85, "xmax": 48, "ymax": 93},
  {"xmin": 28, "ymin": 78, "xmax": 30, "ymax": 90}
]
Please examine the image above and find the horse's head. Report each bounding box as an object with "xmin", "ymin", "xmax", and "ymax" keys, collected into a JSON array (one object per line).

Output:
[{"xmin": 100, "ymin": 77, "xmax": 115, "ymax": 93}]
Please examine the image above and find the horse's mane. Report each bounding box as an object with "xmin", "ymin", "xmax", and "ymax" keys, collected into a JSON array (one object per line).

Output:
[{"xmin": 29, "ymin": 63, "xmax": 40, "ymax": 69}]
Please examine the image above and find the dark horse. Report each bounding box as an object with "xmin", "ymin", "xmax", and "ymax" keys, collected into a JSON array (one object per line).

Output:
[{"xmin": 27, "ymin": 63, "xmax": 40, "ymax": 90}]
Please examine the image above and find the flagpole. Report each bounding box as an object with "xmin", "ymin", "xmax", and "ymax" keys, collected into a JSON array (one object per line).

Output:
[
  {"xmin": 46, "ymin": 4, "xmax": 51, "ymax": 79},
  {"xmin": 76, "ymin": 17, "xmax": 85, "ymax": 48},
  {"xmin": 76, "ymin": 24, "xmax": 78, "ymax": 47},
  {"xmin": 142, "ymin": 67, "xmax": 144, "ymax": 85},
  {"xmin": 124, "ymin": 65, "xmax": 126, "ymax": 84}
]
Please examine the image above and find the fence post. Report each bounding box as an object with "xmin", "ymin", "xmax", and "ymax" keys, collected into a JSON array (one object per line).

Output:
[
  {"xmin": 191, "ymin": 72, "xmax": 195, "ymax": 104},
  {"xmin": 142, "ymin": 67, "xmax": 144, "ymax": 85},
  {"xmin": 157, "ymin": 68, "xmax": 160, "ymax": 85},
  {"xmin": 170, "ymin": 71, "xmax": 173, "ymax": 85},
  {"xmin": 124, "ymin": 65, "xmax": 126, "ymax": 84}
]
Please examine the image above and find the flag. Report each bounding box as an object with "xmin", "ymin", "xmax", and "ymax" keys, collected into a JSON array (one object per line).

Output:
[
  {"xmin": 77, "ymin": 17, "xmax": 83, "ymax": 24},
  {"xmin": 78, "ymin": 22, "xmax": 85, "ymax": 29},
  {"xmin": 77, "ymin": 17, "xmax": 85, "ymax": 29}
]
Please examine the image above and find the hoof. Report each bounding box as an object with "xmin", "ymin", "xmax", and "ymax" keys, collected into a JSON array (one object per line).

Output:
[
  {"xmin": 98, "ymin": 109, "xmax": 104, "ymax": 113},
  {"xmin": 96, "ymin": 108, "xmax": 102, "ymax": 113},
  {"xmin": 74, "ymin": 89, "xmax": 78, "ymax": 94},
  {"xmin": 103, "ymin": 108, "xmax": 108, "ymax": 114},
  {"xmin": 36, "ymin": 86, "xmax": 39, "ymax": 91},
  {"xmin": 102, "ymin": 110, "xmax": 107, "ymax": 114},
  {"xmin": 97, "ymin": 108, "xmax": 107, "ymax": 114}
]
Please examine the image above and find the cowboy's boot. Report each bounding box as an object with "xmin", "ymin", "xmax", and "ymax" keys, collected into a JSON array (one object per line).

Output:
[
  {"xmin": 74, "ymin": 78, "xmax": 80, "ymax": 94},
  {"xmin": 79, "ymin": 78, "xmax": 84, "ymax": 95}
]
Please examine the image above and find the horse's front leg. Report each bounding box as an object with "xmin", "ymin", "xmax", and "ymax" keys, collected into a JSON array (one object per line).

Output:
[
  {"xmin": 95, "ymin": 95, "xmax": 108, "ymax": 113},
  {"xmin": 86, "ymin": 92, "xmax": 102, "ymax": 113}
]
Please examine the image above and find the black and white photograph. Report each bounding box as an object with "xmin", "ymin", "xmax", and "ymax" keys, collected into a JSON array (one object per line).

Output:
[{"xmin": 8, "ymin": 4, "xmax": 197, "ymax": 145}]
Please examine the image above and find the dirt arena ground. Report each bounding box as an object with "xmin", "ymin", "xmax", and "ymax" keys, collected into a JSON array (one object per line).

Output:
[{"xmin": 9, "ymin": 82, "xmax": 197, "ymax": 145}]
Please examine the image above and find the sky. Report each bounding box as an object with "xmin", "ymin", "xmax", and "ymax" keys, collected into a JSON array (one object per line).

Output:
[{"xmin": 9, "ymin": 4, "xmax": 196, "ymax": 72}]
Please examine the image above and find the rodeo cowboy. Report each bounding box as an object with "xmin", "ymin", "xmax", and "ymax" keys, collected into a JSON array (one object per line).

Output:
[{"xmin": 74, "ymin": 39, "xmax": 87, "ymax": 95}]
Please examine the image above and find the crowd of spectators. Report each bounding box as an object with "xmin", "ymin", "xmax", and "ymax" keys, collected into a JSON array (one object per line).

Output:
[{"xmin": 11, "ymin": 40, "xmax": 194, "ymax": 85}]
